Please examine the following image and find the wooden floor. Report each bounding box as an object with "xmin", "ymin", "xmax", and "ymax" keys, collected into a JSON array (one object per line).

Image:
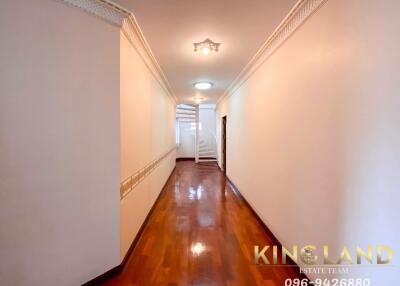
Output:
[{"xmin": 103, "ymin": 161, "xmax": 301, "ymax": 286}]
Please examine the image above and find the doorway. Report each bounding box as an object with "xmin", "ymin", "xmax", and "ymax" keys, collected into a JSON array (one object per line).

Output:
[{"xmin": 221, "ymin": 116, "xmax": 227, "ymax": 173}]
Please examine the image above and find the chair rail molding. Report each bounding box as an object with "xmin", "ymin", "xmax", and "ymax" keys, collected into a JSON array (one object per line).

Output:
[
  {"xmin": 59, "ymin": 0, "xmax": 177, "ymax": 103},
  {"xmin": 120, "ymin": 147, "xmax": 176, "ymax": 200},
  {"xmin": 216, "ymin": 0, "xmax": 329, "ymax": 106}
]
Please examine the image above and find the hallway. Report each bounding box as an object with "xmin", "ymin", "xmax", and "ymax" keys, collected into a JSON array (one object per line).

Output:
[
  {"xmin": 104, "ymin": 161, "xmax": 300, "ymax": 285},
  {"xmin": 2, "ymin": 1, "xmax": 400, "ymax": 285}
]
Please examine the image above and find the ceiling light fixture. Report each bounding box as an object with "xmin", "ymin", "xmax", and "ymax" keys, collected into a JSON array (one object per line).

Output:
[
  {"xmin": 194, "ymin": 82, "xmax": 213, "ymax": 90},
  {"xmin": 194, "ymin": 38, "xmax": 221, "ymax": 55}
]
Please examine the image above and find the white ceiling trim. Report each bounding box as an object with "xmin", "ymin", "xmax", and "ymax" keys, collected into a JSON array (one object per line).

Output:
[
  {"xmin": 59, "ymin": 0, "xmax": 128, "ymax": 26},
  {"xmin": 59, "ymin": 0, "xmax": 177, "ymax": 103},
  {"xmin": 216, "ymin": 0, "xmax": 328, "ymax": 106}
]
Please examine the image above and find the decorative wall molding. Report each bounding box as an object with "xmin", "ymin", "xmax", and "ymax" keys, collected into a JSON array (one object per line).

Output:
[
  {"xmin": 120, "ymin": 147, "xmax": 176, "ymax": 199},
  {"xmin": 216, "ymin": 0, "xmax": 328, "ymax": 106},
  {"xmin": 59, "ymin": 0, "xmax": 177, "ymax": 103},
  {"xmin": 60, "ymin": 0, "xmax": 128, "ymax": 26},
  {"xmin": 121, "ymin": 15, "xmax": 177, "ymax": 103}
]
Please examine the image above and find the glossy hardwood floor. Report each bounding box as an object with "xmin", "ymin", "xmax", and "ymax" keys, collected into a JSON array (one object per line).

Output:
[{"xmin": 103, "ymin": 161, "xmax": 301, "ymax": 286}]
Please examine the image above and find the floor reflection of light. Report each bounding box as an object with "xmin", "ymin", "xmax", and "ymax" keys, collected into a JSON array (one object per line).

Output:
[
  {"xmin": 174, "ymin": 182, "xmax": 181, "ymax": 201},
  {"xmin": 188, "ymin": 186, "xmax": 204, "ymax": 201},
  {"xmin": 196, "ymin": 185, "xmax": 203, "ymax": 200},
  {"xmin": 198, "ymin": 214, "xmax": 214, "ymax": 227},
  {"xmin": 191, "ymin": 242, "xmax": 205, "ymax": 256},
  {"xmin": 188, "ymin": 187, "xmax": 196, "ymax": 200}
]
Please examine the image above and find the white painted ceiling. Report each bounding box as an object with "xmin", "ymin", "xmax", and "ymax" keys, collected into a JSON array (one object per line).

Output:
[{"xmin": 114, "ymin": 0, "xmax": 297, "ymax": 104}]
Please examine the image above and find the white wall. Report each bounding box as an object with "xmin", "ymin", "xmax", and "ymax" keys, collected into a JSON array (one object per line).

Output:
[
  {"xmin": 0, "ymin": 1, "xmax": 120, "ymax": 285},
  {"xmin": 119, "ymin": 32, "xmax": 176, "ymax": 259},
  {"xmin": 216, "ymin": 0, "xmax": 400, "ymax": 283},
  {"xmin": 177, "ymin": 121, "xmax": 196, "ymax": 158}
]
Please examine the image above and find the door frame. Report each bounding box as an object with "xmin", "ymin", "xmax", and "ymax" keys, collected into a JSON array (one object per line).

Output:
[{"xmin": 221, "ymin": 116, "xmax": 227, "ymax": 173}]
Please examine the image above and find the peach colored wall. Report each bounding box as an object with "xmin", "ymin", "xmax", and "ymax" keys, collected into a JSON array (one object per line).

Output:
[
  {"xmin": 120, "ymin": 32, "xmax": 176, "ymax": 259},
  {"xmin": 216, "ymin": 0, "xmax": 399, "ymax": 282},
  {"xmin": 0, "ymin": 0, "xmax": 120, "ymax": 285}
]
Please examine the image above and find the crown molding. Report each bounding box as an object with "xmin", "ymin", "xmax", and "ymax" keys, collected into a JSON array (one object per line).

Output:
[
  {"xmin": 60, "ymin": 0, "xmax": 129, "ymax": 26},
  {"xmin": 121, "ymin": 15, "xmax": 177, "ymax": 103},
  {"xmin": 59, "ymin": 0, "xmax": 177, "ymax": 103},
  {"xmin": 216, "ymin": 0, "xmax": 328, "ymax": 106}
]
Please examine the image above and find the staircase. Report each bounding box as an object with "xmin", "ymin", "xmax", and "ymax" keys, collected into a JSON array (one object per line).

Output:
[
  {"xmin": 176, "ymin": 104, "xmax": 217, "ymax": 163},
  {"xmin": 198, "ymin": 132, "xmax": 217, "ymax": 162},
  {"xmin": 176, "ymin": 104, "xmax": 196, "ymax": 123}
]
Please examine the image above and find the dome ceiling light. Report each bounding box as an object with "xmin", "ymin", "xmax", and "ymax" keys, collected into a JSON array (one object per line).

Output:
[
  {"xmin": 193, "ymin": 38, "xmax": 221, "ymax": 55},
  {"xmin": 194, "ymin": 82, "xmax": 213, "ymax": 90}
]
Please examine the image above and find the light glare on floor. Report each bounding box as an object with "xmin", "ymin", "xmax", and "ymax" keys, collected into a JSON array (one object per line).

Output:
[{"xmin": 191, "ymin": 242, "xmax": 205, "ymax": 256}]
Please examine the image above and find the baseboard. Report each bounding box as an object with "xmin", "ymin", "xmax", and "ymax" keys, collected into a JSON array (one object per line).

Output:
[
  {"xmin": 81, "ymin": 265, "xmax": 121, "ymax": 286},
  {"xmin": 226, "ymin": 176, "xmax": 311, "ymax": 282},
  {"xmin": 176, "ymin": 157, "xmax": 195, "ymax": 161},
  {"xmin": 82, "ymin": 165, "xmax": 176, "ymax": 285},
  {"xmin": 176, "ymin": 157, "xmax": 217, "ymax": 162}
]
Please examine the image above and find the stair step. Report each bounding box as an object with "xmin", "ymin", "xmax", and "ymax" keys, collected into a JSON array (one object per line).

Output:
[
  {"xmin": 178, "ymin": 118, "xmax": 196, "ymax": 121},
  {"xmin": 177, "ymin": 110, "xmax": 196, "ymax": 114},
  {"xmin": 176, "ymin": 107, "xmax": 196, "ymax": 112},
  {"xmin": 177, "ymin": 115, "xmax": 195, "ymax": 118},
  {"xmin": 177, "ymin": 110, "xmax": 195, "ymax": 113},
  {"xmin": 198, "ymin": 159, "xmax": 217, "ymax": 162}
]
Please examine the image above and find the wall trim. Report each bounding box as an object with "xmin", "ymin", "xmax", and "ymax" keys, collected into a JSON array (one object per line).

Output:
[
  {"xmin": 82, "ymin": 166, "xmax": 176, "ymax": 285},
  {"xmin": 120, "ymin": 146, "xmax": 176, "ymax": 199},
  {"xmin": 216, "ymin": 0, "xmax": 328, "ymax": 106},
  {"xmin": 59, "ymin": 0, "xmax": 177, "ymax": 103}
]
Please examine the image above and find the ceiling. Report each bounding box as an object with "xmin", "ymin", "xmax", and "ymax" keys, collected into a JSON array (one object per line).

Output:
[{"xmin": 114, "ymin": 0, "xmax": 297, "ymax": 104}]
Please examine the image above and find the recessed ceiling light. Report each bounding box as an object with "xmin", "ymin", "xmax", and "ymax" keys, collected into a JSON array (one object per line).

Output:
[{"xmin": 194, "ymin": 82, "xmax": 213, "ymax": 90}]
